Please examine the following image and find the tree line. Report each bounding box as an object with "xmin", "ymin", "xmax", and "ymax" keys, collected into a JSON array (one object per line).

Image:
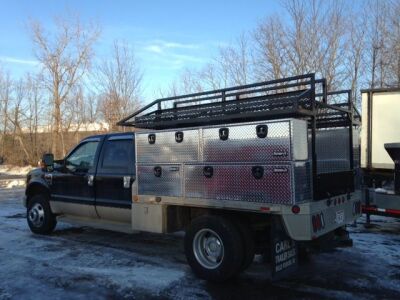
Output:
[
  {"xmin": 0, "ymin": 0, "xmax": 399, "ymax": 165},
  {"xmin": 165, "ymin": 0, "xmax": 400, "ymax": 105}
]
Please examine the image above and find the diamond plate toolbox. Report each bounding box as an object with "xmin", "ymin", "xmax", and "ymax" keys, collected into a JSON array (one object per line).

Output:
[
  {"xmin": 137, "ymin": 164, "xmax": 182, "ymax": 197},
  {"xmin": 202, "ymin": 119, "xmax": 308, "ymax": 162},
  {"xmin": 185, "ymin": 162, "xmax": 310, "ymax": 204},
  {"xmin": 135, "ymin": 118, "xmax": 311, "ymax": 205},
  {"xmin": 136, "ymin": 119, "xmax": 308, "ymax": 163},
  {"xmin": 136, "ymin": 129, "xmax": 199, "ymax": 163}
]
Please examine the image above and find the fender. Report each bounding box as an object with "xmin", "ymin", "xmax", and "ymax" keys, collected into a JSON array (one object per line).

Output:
[{"xmin": 24, "ymin": 168, "xmax": 51, "ymax": 207}]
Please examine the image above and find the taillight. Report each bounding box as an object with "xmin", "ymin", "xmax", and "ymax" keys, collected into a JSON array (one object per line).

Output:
[{"xmin": 312, "ymin": 212, "xmax": 325, "ymax": 232}]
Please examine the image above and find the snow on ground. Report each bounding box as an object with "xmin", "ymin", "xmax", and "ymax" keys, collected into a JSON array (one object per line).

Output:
[
  {"xmin": 0, "ymin": 165, "xmax": 32, "ymax": 176},
  {"xmin": 0, "ymin": 185, "xmax": 399, "ymax": 299}
]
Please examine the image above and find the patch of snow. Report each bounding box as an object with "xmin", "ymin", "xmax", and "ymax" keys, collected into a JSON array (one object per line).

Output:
[
  {"xmin": 5, "ymin": 180, "xmax": 25, "ymax": 189},
  {"xmin": 0, "ymin": 165, "xmax": 32, "ymax": 176}
]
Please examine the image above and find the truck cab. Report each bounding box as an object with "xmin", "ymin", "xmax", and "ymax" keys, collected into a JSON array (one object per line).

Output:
[{"xmin": 25, "ymin": 132, "xmax": 135, "ymax": 232}]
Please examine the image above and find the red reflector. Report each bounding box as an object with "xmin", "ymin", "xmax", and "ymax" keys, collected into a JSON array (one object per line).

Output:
[
  {"xmin": 316, "ymin": 214, "xmax": 321, "ymax": 229},
  {"xmin": 260, "ymin": 207, "xmax": 270, "ymax": 212},
  {"xmin": 291, "ymin": 205, "xmax": 300, "ymax": 214},
  {"xmin": 312, "ymin": 215, "xmax": 318, "ymax": 232}
]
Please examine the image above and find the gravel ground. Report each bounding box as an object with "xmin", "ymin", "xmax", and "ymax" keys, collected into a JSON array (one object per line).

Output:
[{"xmin": 0, "ymin": 184, "xmax": 399, "ymax": 299}]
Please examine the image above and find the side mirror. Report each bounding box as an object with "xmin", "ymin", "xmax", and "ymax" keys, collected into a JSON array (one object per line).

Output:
[{"xmin": 41, "ymin": 153, "xmax": 54, "ymax": 170}]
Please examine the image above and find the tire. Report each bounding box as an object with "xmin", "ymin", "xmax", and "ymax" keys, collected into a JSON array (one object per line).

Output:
[
  {"xmin": 184, "ymin": 215, "xmax": 244, "ymax": 282},
  {"xmin": 234, "ymin": 219, "xmax": 255, "ymax": 272},
  {"xmin": 27, "ymin": 194, "xmax": 57, "ymax": 234}
]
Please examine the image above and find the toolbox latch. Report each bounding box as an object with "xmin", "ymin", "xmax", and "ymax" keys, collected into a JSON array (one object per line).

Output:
[
  {"xmin": 148, "ymin": 134, "xmax": 156, "ymax": 144},
  {"xmin": 175, "ymin": 131, "xmax": 184, "ymax": 143},
  {"xmin": 219, "ymin": 128, "xmax": 229, "ymax": 141},
  {"xmin": 203, "ymin": 166, "xmax": 214, "ymax": 178},
  {"xmin": 154, "ymin": 166, "xmax": 162, "ymax": 177},
  {"xmin": 256, "ymin": 125, "xmax": 268, "ymax": 138},
  {"xmin": 252, "ymin": 166, "xmax": 264, "ymax": 179}
]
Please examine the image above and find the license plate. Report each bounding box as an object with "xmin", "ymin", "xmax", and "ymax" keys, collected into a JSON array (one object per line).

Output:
[{"xmin": 335, "ymin": 210, "xmax": 345, "ymax": 224}]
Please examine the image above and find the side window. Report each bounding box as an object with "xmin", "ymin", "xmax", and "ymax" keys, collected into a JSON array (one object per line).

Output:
[
  {"xmin": 66, "ymin": 141, "xmax": 99, "ymax": 173},
  {"xmin": 101, "ymin": 139, "xmax": 134, "ymax": 173}
]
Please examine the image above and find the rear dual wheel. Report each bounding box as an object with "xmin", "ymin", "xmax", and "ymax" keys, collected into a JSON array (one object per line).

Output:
[{"xmin": 184, "ymin": 215, "xmax": 255, "ymax": 282}]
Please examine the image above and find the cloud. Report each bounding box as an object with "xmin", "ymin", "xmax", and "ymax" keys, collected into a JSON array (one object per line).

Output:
[
  {"xmin": 0, "ymin": 56, "xmax": 38, "ymax": 66},
  {"xmin": 145, "ymin": 45, "xmax": 163, "ymax": 54},
  {"xmin": 144, "ymin": 40, "xmax": 200, "ymax": 54},
  {"xmin": 160, "ymin": 41, "xmax": 199, "ymax": 50}
]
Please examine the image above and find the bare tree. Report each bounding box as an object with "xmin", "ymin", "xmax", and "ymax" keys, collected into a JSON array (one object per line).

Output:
[
  {"xmin": 29, "ymin": 15, "xmax": 100, "ymax": 157},
  {"xmin": 216, "ymin": 34, "xmax": 253, "ymax": 86},
  {"xmin": 96, "ymin": 40, "xmax": 143, "ymax": 131},
  {"xmin": 253, "ymin": 15, "xmax": 288, "ymax": 80},
  {"xmin": 252, "ymin": 0, "xmax": 348, "ymax": 91},
  {"xmin": 345, "ymin": 11, "xmax": 367, "ymax": 107},
  {"xmin": 0, "ymin": 68, "xmax": 12, "ymax": 161}
]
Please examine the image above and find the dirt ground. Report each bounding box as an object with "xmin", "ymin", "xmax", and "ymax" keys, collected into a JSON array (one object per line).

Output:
[{"xmin": 0, "ymin": 184, "xmax": 399, "ymax": 299}]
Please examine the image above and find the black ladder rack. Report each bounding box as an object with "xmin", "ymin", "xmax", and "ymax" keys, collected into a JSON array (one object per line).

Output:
[{"xmin": 118, "ymin": 74, "xmax": 320, "ymax": 129}]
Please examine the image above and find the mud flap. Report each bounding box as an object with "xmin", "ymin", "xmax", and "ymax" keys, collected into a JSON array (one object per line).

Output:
[{"xmin": 270, "ymin": 216, "xmax": 298, "ymax": 280}]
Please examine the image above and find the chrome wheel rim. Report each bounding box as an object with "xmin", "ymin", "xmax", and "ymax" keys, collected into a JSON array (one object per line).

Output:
[
  {"xmin": 28, "ymin": 203, "xmax": 45, "ymax": 227},
  {"xmin": 193, "ymin": 229, "xmax": 224, "ymax": 269}
]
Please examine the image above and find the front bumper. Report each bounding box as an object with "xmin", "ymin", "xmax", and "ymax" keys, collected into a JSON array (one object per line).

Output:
[
  {"xmin": 280, "ymin": 192, "xmax": 361, "ymax": 241},
  {"xmin": 22, "ymin": 195, "xmax": 27, "ymax": 208}
]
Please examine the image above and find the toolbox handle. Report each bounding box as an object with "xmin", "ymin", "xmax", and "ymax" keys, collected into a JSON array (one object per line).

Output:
[
  {"xmin": 256, "ymin": 125, "xmax": 268, "ymax": 138},
  {"xmin": 175, "ymin": 131, "xmax": 184, "ymax": 143},
  {"xmin": 252, "ymin": 166, "xmax": 264, "ymax": 179},
  {"xmin": 148, "ymin": 134, "xmax": 156, "ymax": 144},
  {"xmin": 219, "ymin": 128, "xmax": 229, "ymax": 141},
  {"xmin": 154, "ymin": 166, "xmax": 162, "ymax": 177},
  {"xmin": 203, "ymin": 166, "xmax": 214, "ymax": 178}
]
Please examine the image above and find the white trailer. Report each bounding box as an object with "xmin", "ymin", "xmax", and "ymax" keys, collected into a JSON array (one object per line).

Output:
[{"xmin": 361, "ymin": 88, "xmax": 400, "ymax": 219}]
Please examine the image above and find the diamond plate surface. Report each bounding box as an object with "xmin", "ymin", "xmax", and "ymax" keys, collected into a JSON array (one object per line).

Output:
[
  {"xmin": 294, "ymin": 161, "xmax": 312, "ymax": 202},
  {"xmin": 184, "ymin": 164, "xmax": 296, "ymax": 204},
  {"xmin": 136, "ymin": 130, "xmax": 199, "ymax": 163},
  {"xmin": 137, "ymin": 164, "xmax": 182, "ymax": 197},
  {"xmin": 315, "ymin": 128, "xmax": 351, "ymax": 174},
  {"xmin": 202, "ymin": 120, "xmax": 306, "ymax": 162}
]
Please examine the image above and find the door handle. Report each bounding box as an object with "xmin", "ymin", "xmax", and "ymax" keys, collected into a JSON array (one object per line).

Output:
[
  {"xmin": 123, "ymin": 176, "xmax": 131, "ymax": 189},
  {"xmin": 44, "ymin": 173, "xmax": 53, "ymax": 185},
  {"xmin": 87, "ymin": 175, "xmax": 94, "ymax": 186}
]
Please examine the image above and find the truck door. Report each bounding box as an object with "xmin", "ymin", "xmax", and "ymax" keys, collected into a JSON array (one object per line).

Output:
[
  {"xmin": 49, "ymin": 137, "xmax": 101, "ymax": 218},
  {"xmin": 95, "ymin": 134, "xmax": 135, "ymax": 223}
]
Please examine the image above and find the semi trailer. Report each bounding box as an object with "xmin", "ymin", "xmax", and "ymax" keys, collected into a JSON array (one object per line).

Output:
[
  {"xmin": 361, "ymin": 88, "xmax": 400, "ymax": 221},
  {"xmin": 24, "ymin": 74, "xmax": 361, "ymax": 282}
]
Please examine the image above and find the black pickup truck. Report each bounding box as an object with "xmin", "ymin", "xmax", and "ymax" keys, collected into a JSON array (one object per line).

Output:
[
  {"xmin": 23, "ymin": 75, "xmax": 361, "ymax": 282},
  {"xmin": 24, "ymin": 132, "xmax": 135, "ymax": 234}
]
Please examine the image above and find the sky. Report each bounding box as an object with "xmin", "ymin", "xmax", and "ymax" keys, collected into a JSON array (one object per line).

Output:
[{"xmin": 0, "ymin": 0, "xmax": 283, "ymax": 101}]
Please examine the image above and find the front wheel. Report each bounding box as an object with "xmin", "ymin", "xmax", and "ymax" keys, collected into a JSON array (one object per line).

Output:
[
  {"xmin": 27, "ymin": 195, "xmax": 57, "ymax": 234},
  {"xmin": 184, "ymin": 215, "xmax": 244, "ymax": 282}
]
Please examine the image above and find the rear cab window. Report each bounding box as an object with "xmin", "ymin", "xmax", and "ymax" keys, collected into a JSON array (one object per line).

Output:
[{"xmin": 99, "ymin": 135, "xmax": 135, "ymax": 174}]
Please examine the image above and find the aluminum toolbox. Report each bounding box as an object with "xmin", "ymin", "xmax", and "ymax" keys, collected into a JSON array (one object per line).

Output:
[
  {"xmin": 137, "ymin": 164, "xmax": 182, "ymax": 197},
  {"xmin": 136, "ymin": 119, "xmax": 308, "ymax": 164},
  {"xmin": 136, "ymin": 129, "xmax": 199, "ymax": 163},
  {"xmin": 202, "ymin": 119, "xmax": 308, "ymax": 162},
  {"xmin": 135, "ymin": 118, "xmax": 311, "ymax": 205},
  {"xmin": 185, "ymin": 162, "xmax": 311, "ymax": 204}
]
